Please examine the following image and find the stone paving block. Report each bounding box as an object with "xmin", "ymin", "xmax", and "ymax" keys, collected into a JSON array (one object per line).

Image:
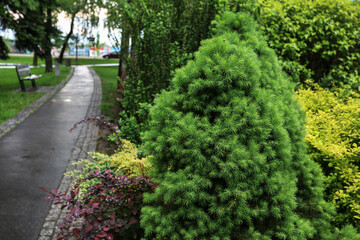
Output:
[
  {"xmin": 78, "ymin": 151, "xmax": 87, "ymax": 160},
  {"xmin": 38, "ymin": 235, "xmax": 52, "ymax": 240},
  {"xmin": 45, "ymin": 210, "xmax": 60, "ymax": 221},
  {"xmin": 43, "ymin": 221, "xmax": 56, "ymax": 230},
  {"xmin": 39, "ymin": 226, "xmax": 54, "ymax": 237}
]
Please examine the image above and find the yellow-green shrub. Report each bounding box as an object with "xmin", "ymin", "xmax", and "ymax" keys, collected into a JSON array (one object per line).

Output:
[
  {"xmin": 99, "ymin": 139, "xmax": 152, "ymax": 176},
  {"xmin": 297, "ymin": 85, "xmax": 360, "ymax": 228}
]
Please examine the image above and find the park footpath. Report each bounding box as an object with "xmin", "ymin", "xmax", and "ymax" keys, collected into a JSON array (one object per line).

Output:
[{"xmin": 0, "ymin": 66, "xmax": 102, "ymax": 240}]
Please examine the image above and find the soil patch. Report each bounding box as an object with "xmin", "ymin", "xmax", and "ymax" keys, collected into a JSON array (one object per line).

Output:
[{"xmin": 96, "ymin": 127, "xmax": 117, "ymax": 155}]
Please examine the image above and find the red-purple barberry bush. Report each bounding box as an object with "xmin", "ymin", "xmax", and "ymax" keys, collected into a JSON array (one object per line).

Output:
[{"xmin": 42, "ymin": 167, "xmax": 156, "ymax": 240}]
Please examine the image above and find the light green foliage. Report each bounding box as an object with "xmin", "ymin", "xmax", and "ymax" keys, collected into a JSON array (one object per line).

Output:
[
  {"xmin": 99, "ymin": 139, "xmax": 152, "ymax": 177},
  {"xmin": 333, "ymin": 225, "xmax": 360, "ymax": 240},
  {"xmin": 260, "ymin": 0, "xmax": 360, "ymax": 89},
  {"xmin": 65, "ymin": 157, "xmax": 111, "ymax": 196},
  {"xmin": 140, "ymin": 12, "xmax": 342, "ymax": 239},
  {"xmin": 118, "ymin": 112, "xmax": 142, "ymax": 145},
  {"xmin": 297, "ymin": 85, "xmax": 360, "ymax": 229}
]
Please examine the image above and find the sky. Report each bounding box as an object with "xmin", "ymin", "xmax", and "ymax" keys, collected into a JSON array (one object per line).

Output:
[{"xmin": 57, "ymin": 9, "xmax": 114, "ymax": 46}]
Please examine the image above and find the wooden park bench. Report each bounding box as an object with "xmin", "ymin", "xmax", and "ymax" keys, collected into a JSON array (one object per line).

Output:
[{"xmin": 15, "ymin": 64, "xmax": 42, "ymax": 92}]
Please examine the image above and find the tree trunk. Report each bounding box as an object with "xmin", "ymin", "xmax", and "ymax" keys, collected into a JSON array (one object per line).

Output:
[
  {"xmin": 117, "ymin": 26, "xmax": 130, "ymax": 93},
  {"xmin": 0, "ymin": 37, "xmax": 9, "ymax": 60},
  {"xmin": 115, "ymin": 26, "xmax": 130, "ymax": 114},
  {"xmin": 58, "ymin": 13, "xmax": 76, "ymax": 64},
  {"xmin": 44, "ymin": 49, "xmax": 53, "ymax": 72},
  {"xmin": 118, "ymin": 27, "xmax": 130, "ymax": 80},
  {"xmin": 44, "ymin": 7, "xmax": 53, "ymax": 72},
  {"xmin": 33, "ymin": 51, "xmax": 38, "ymax": 66}
]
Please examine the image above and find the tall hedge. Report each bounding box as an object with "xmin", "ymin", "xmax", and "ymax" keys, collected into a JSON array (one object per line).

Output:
[
  {"xmin": 260, "ymin": 0, "xmax": 360, "ymax": 89},
  {"xmin": 139, "ymin": 12, "xmax": 349, "ymax": 239},
  {"xmin": 114, "ymin": 0, "xmax": 261, "ymax": 144}
]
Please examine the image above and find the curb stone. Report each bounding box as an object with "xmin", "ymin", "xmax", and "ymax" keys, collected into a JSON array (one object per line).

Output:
[
  {"xmin": 37, "ymin": 67, "xmax": 102, "ymax": 240},
  {"xmin": 0, "ymin": 67, "xmax": 76, "ymax": 138}
]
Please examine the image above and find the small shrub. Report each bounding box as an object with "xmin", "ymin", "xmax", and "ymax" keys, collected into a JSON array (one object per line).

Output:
[
  {"xmin": 42, "ymin": 168, "xmax": 156, "ymax": 240},
  {"xmin": 99, "ymin": 139, "xmax": 152, "ymax": 177},
  {"xmin": 118, "ymin": 102, "xmax": 152, "ymax": 145},
  {"xmin": 66, "ymin": 139, "xmax": 152, "ymax": 194},
  {"xmin": 117, "ymin": 112, "xmax": 141, "ymax": 145},
  {"xmin": 297, "ymin": 85, "xmax": 360, "ymax": 229}
]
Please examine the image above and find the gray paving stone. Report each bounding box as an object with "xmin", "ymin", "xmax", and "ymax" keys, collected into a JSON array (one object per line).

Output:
[{"xmin": 38, "ymin": 235, "xmax": 52, "ymax": 240}]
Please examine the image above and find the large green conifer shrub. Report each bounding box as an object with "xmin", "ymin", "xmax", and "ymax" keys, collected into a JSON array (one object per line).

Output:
[{"xmin": 140, "ymin": 12, "xmax": 357, "ymax": 239}]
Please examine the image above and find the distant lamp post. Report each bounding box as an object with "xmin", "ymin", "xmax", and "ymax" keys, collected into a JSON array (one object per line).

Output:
[
  {"xmin": 74, "ymin": 34, "xmax": 79, "ymax": 66},
  {"xmin": 87, "ymin": 36, "xmax": 95, "ymax": 66}
]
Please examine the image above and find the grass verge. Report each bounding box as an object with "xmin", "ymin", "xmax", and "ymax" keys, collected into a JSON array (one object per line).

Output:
[
  {"xmin": 91, "ymin": 66, "xmax": 119, "ymax": 119},
  {"xmin": 0, "ymin": 66, "xmax": 71, "ymax": 124},
  {"xmin": 0, "ymin": 55, "xmax": 119, "ymax": 66}
]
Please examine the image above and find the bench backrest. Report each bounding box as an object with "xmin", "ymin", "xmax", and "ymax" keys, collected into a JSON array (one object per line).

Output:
[{"xmin": 16, "ymin": 64, "xmax": 31, "ymax": 77}]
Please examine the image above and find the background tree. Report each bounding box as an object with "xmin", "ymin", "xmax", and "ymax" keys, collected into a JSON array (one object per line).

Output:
[
  {"xmin": 14, "ymin": 7, "xmax": 46, "ymax": 66},
  {"xmin": 0, "ymin": 37, "xmax": 9, "ymax": 59},
  {"xmin": 0, "ymin": 1, "xmax": 9, "ymax": 59},
  {"xmin": 0, "ymin": 0, "xmax": 37, "ymax": 59},
  {"xmin": 2, "ymin": 0, "xmax": 62, "ymax": 72},
  {"xmin": 57, "ymin": 0, "xmax": 80, "ymax": 64},
  {"xmin": 57, "ymin": 0, "xmax": 100, "ymax": 64}
]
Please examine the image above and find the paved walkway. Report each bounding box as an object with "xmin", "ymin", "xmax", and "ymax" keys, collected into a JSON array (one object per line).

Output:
[{"xmin": 0, "ymin": 66, "xmax": 101, "ymax": 240}]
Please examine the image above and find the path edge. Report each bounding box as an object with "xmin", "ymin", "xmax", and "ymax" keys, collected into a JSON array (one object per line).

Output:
[
  {"xmin": 38, "ymin": 67, "xmax": 102, "ymax": 240},
  {"xmin": 0, "ymin": 67, "xmax": 76, "ymax": 138}
]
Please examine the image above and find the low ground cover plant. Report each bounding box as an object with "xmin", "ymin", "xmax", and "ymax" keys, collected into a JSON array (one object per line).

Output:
[{"xmin": 297, "ymin": 85, "xmax": 360, "ymax": 229}]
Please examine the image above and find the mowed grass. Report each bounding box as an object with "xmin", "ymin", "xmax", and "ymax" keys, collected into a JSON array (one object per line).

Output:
[
  {"xmin": 0, "ymin": 55, "xmax": 119, "ymax": 66},
  {"xmin": 91, "ymin": 66, "xmax": 119, "ymax": 119},
  {"xmin": 71, "ymin": 58, "xmax": 119, "ymax": 65},
  {"xmin": 0, "ymin": 66, "xmax": 71, "ymax": 124}
]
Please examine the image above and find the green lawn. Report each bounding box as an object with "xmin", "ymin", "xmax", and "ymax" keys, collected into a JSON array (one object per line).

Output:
[
  {"xmin": 72, "ymin": 58, "xmax": 119, "ymax": 65},
  {"xmin": 0, "ymin": 55, "xmax": 119, "ymax": 66},
  {"xmin": 0, "ymin": 66, "xmax": 71, "ymax": 124},
  {"xmin": 91, "ymin": 66, "xmax": 119, "ymax": 119}
]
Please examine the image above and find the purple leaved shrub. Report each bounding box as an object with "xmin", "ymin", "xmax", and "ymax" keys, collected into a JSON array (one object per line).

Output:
[{"xmin": 41, "ymin": 166, "xmax": 156, "ymax": 240}]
